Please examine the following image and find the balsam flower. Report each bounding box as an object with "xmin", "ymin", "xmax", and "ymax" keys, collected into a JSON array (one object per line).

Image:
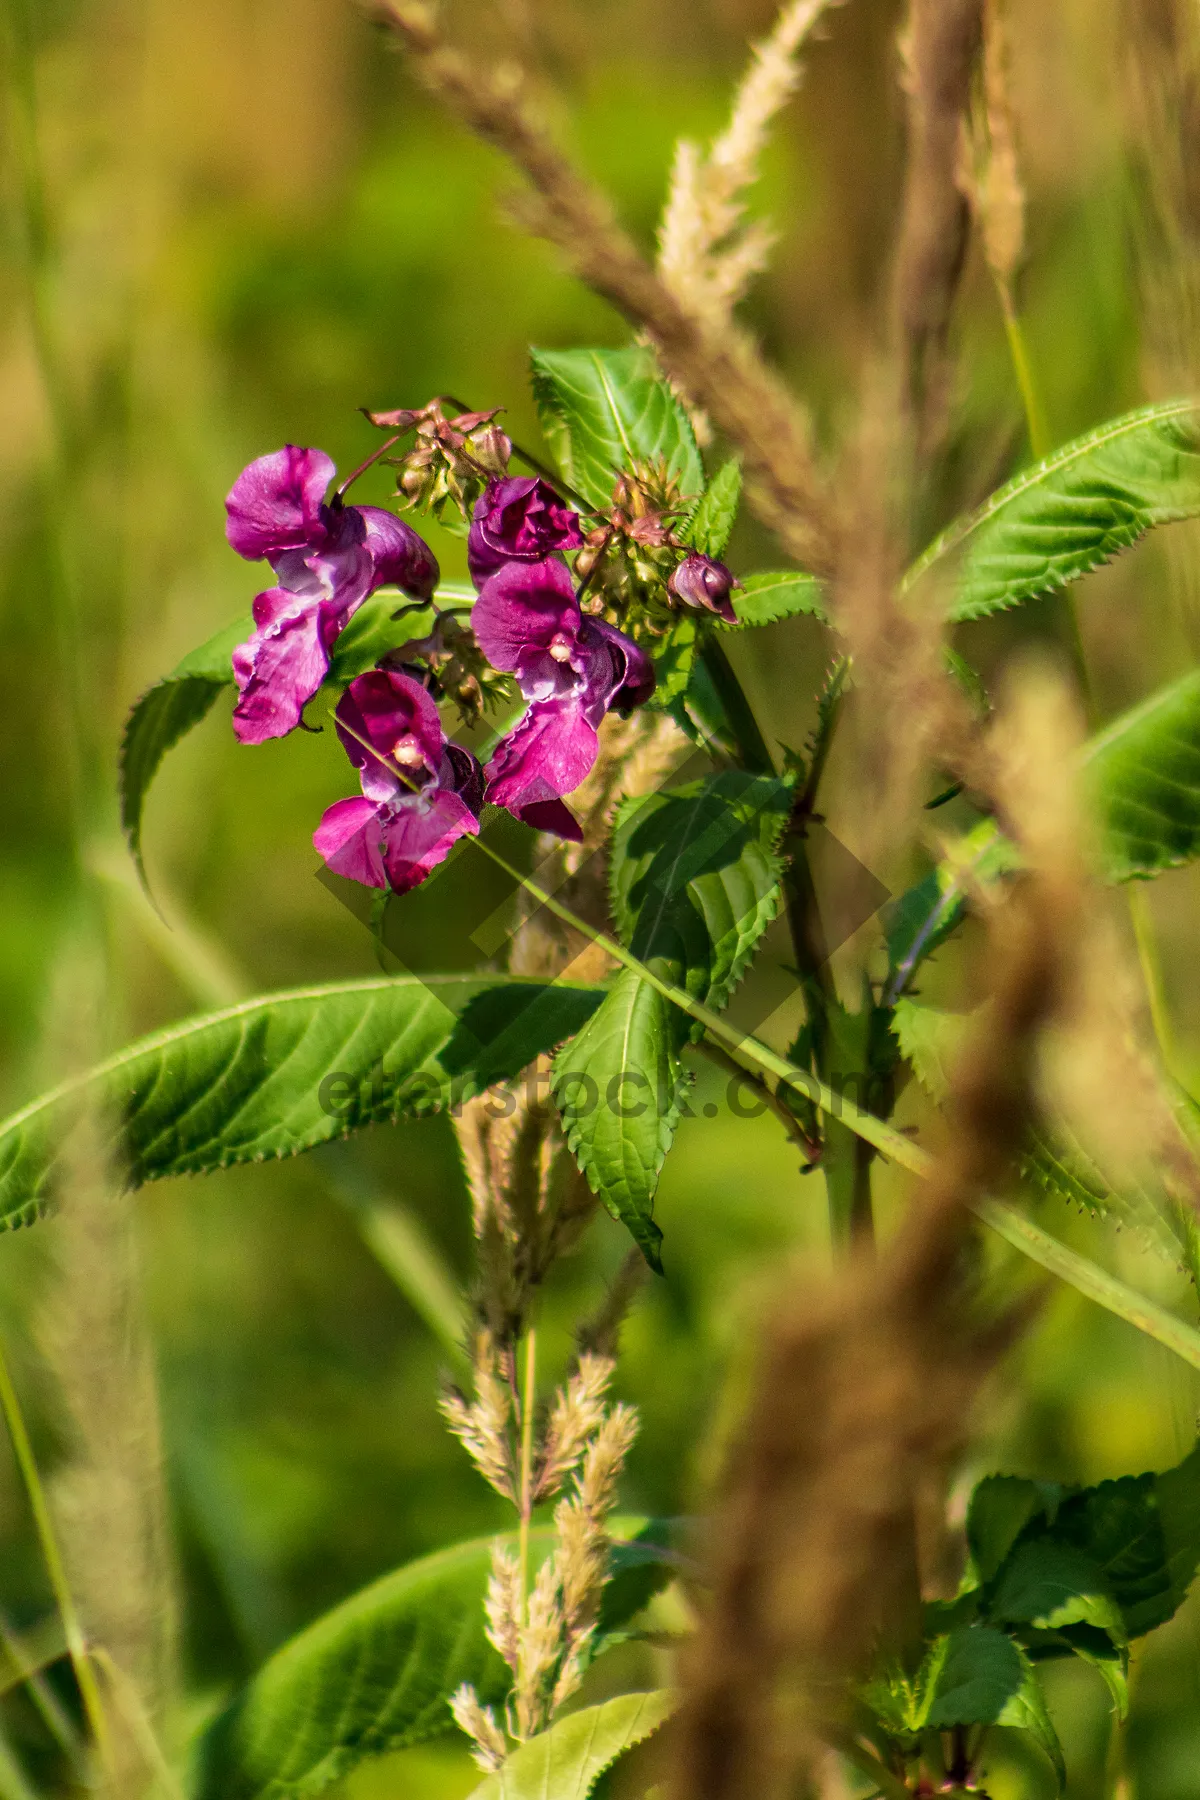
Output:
[
  {"xmin": 468, "ymin": 476, "xmax": 583, "ymax": 587},
  {"xmin": 226, "ymin": 446, "xmax": 439, "ymax": 744},
  {"xmin": 313, "ymin": 669, "xmax": 482, "ymax": 893},
  {"xmin": 667, "ymin": 552, "xmax": 739, "ymax": 625},
  {"xmin": 472, "ymin": 559, "xmax": 653, "ymax": 841}
]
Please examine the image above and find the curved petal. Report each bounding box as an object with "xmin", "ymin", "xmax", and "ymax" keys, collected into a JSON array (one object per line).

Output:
[
  {"xmin": 471, "ymin": 558, "xmax": 579, "ymax": 674},
  {"xmin": 483, "ymin": 697, "xmax": 599, "ymax": 824},
  {"xmin": 313, "ymin": 795, "xmax": 387, "ymax": 888},
  {"xmin": 356, "ymin": 506, "xmax": 440, "ymax": 601},
  {"xmin": 231, "ymin": 599, "xmax": 330, "ymax": 743},
  {"xmin": 335, "ymin": 669, "xmax": 445, "ymax": 805},
  {"xmin": 442, "ymin": 743, "xmax": 485, "ymax": 815},
  {"xmin": 468, "ymin": 477, "xmax": 583, "ymax": 586},
  {"xmin": 582, "ymin": 616, "xmax": 656, "ymax": 713},
  {"xmin": 381, "ymin": 790, "xmax": 479, "ymax": 893},
  {"xmin": 271, "ymin": 508, "xmax": 372, "ymax": 608},
  {"xmin": 226, "ymin": 447, "xmax": 335, "ymax": 561}
]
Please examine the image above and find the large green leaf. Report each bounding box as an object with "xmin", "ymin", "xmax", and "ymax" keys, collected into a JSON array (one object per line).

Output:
[
  {"xmin": 467, "ymin": 1691, "xmax": 677, "ymax": 1800},
  {"xmin": 721, "ymin": 570, "xmax": 827, "ymax": 629},
  {"xmin": 905, "ymin": 399, "xmax": 1200, "ymax": 621},
  {"xmin": 610, "ymin": 771, "xmax": 793, "ymax": 1013},
  {"xmin": 924, "ymin": 1628, "xmax": 1064, "ymax": 1787},
  {"xmin": 683, "ymin": 457, "xmax": 741, "ymax": 559},
  {"xmin": 528, "ymin": 346, "xmax": 702, "ymax": 512},
  {"xmin": 968, "ymin": 1476, "xmax": 1064, "ymax": 1587},
  {"xmin": 883, "ymin": 823, "xmax": 1022, "ymax": 1000},
  {"xmin": 0, "ymin": 977, "xmax": 604, "ymax": 1230},
  {"xmin": 552, "ymin": 970, "xmax": 686, "ymax": 1273},
  {"xmin": 196, "ymin": 1525, "xmax": 672, "ymax": 1800},
  {"xmin": 119, "ymin": 593, "xmax": 447, "ymax": 885},
  {"xmin": 1085, "ymin": 670, "xmax": 1200, "ymax": 881},
  {"xmin": 987, "ymin": 1539, "xmax": 1126, "ymax": 1643}
]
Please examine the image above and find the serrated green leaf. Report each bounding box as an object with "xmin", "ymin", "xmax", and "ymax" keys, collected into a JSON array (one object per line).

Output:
[
  {"xmin": 645, "ymin": 613, "xmax": 698, "ymax": 708},
  {"xmin": 925, "ymin": 1628, "xmax": 1064, "ymax": 1788},
  {"xmin": 1031, "ymin": 1441, "xmax": 1200, "ymax": 1639},
  {"xmin": 468, "ymin": 1691, "xmax": 677, "ymax": 1800},
  {"xmin": 552, "ymin": 970, "xmax": 686, "ymax": 1272},
  {"xmin": 683, "ymin": 458, "xmax": 742, "ymax": 559},
  {"xmin": 968, "ymin": 1477, "xmax": 1063, "ymax": 1587},
  {"xmin": 890, "ymin": 998, "xmax": 970, "ymax": 1102},
  {"xmin": 1022, "ymin": 1123, "xmax": 1195, "ymax": 1275},
  {"xmin": 196, "ymin": 1525, "xmax": 670, "ymax": 1800},
  {"xmin": 905, "ymin": 399, "xmax": 1200, "ymax": 621},
  {"xmin": 610, "ymin": 771, "xmax": 793, "ymax": 1015},
  {"xmin": 987, "ymin": 1539, "xmax": 1126, "ymax": 1642},
  {"xmin": 1084, "ymin": 669, "xmax": 1200, "ymax": 881},
  {"xmin": 119, "ymin": 594, "xmax": 441, "ymax": 888},
  {"xmin": 722, "ymin": 570, "xmax": 827, "ymax": 629},
  {"xmin": 529, "ymin": 346, "xmax": 702, "ymax": 511},
  {"xmin": 0, "ymin": 977, "xmax": 604, "ymax": 1231}
]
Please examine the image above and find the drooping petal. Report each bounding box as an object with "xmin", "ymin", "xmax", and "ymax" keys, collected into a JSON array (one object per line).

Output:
[
  {"xmin": 483, "ymin": 697, "xmax": 597, "ymax": 838},
  {"xmin": 226, "ymin": 447, "xmax": 335, "ymax": 561},
  {"xmin": 271, "ymin": 506, "xmax": 373, "ymax": 607},
  {"xmin": 468, "ymin": 477, "xmax": 583, "ymax": 586},
  {"xmin": 471, "ymin": 558, "xmax": 580, "ymax": 676},
  {"xmin": 443, "ymin": 743, "xmax": 485, "ymax": 815},
  {"xmin": 314, "ymin": 795, "xmax": 387, "ymax": 888},
  {"xmin": 231, "ymin": 597, "xmax": 332, "ymax": 743},
  {"xmin": 334, "ymin": 669, "xmax": 446, "ymax": 806},
  {"xmin": 381, "ymin": 789, "xmax": 480, "ymax": 893},
  {"xmin": 355, "ymin": 506, "xmax": 440, "ymax": 600},
  {"xmin": 580, "ymin": 616, "xmax": 656, "ymax": 715}
]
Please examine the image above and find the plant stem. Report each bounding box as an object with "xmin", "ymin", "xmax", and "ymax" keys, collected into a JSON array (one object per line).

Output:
[
  {"xmin": 699, "ymin": 637, "xmax": 775, "ymax": 774},
  {"xmin": 466, "ymin": 836, "xmax": 1200, "ymax": 1373},
  {"xmin": 517, "ymin": 1325, "xmax": 538, "ymax": 1626},
  {"xmin": 996, "ymin": 283, "xmax": 1050, "ymax": 461},
  {"xmin": 0, "ymin": 1333, "xmax": 113, "ymax": 1774},
  {"xmin": 1128, "ymin": 883, "xmax": 1175, "ymax": 1072}
]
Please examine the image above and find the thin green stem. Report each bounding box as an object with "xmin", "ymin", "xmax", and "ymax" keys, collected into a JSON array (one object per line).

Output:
[
  {"xmin": 517, "ymin": 1326, "xmax": 538, "ymax": 1626},
  {"xmin": 0, "ymin": 1334, "xmax": 113, "ymax": 1773},
  {"xmin": 699, "ymin": 637, "xmax": 775, "ymax": 774},
  {"xmin": 466, "ymin": 835, "xmax": 1200, "ymax": 1375},
  {"xmin": 997, "ymin": 283, "xmax": 1050, "ymax": 461},
  {"xmin": 1128, "ymin": 884, "xmax": 1176, "ymax": 1072}
]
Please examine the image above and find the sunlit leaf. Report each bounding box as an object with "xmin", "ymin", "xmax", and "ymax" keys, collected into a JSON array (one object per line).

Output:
[
  {"xmin": 906, "ymin": 399, "xmax": 1200, "ymax": 620},
  {"xmin": 0, "ymin": 977, "xmax": 604, "ymax": 1230},
  {"xmin": 197, "ymin": 1524, "xmax": 672, "ymax": 1800},
  {"xmin": 924, "ymin": 1628, "xmax": 1064, "ymax": 1789},
  {"xmin": 467, "ymin": 1691, "xmax": 677, "ymax": 1800},
  {"xmin": 722, "ymin": 570, "xmax": 827, "ymax": 629},
  {"xmin": 683, "ymin": 457, "xmax": 741, "ymax": 559},
  {"xmin": 529, "ymin": 346, "xmax": 702, "ymax": 511},
  {"xmin": 1085, "ymin": 669, "xmax": 1200, "ymax": 881}
]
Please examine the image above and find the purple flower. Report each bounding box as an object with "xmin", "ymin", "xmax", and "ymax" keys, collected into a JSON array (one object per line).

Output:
[
  {"xmin": 668, "ymin": 552, "xmax": 740, "ymax": 625},
  {"xmin": 313, "ymin": 669, "xmax": 482, "ymax": 893},
  {"xmin": 226, "ymin": 447, "xmax": 439, "ymax": 745},
  {"xmin": 472, "ymin": 559, "xmax": 654, "ymax": 841},
  {"xmin": 468, "ymin": 476, "xmax": 583, "ymax": 587}
]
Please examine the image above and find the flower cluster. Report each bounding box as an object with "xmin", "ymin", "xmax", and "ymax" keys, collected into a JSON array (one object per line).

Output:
[{"xmin": 224, "ymin": 419, "xmax": 740, "ymax": 893}]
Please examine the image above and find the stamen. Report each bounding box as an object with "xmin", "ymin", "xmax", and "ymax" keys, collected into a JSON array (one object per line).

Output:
[{"xmin": 548, "ymin": 638, "xmax": 572, "ymax": 663}]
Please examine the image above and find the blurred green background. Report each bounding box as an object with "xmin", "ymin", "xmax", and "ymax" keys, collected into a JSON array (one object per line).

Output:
[{"xmin": 3, "ymin": 0, "xmax": 1200, "ymax": 1794}]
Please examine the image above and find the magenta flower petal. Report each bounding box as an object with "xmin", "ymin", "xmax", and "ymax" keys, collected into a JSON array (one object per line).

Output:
[
  {"xmin": 357, "ymin": 506, "xmax": 440, "ymax": 601},
  {"xmin": 581, "ymin": 616, "xmax": 656, "ymax": 713},
  {"xmin": 314, "ymin": 795, "xmax": 388, "ymax": 888},
  {"xmin": 271, "ymin": 506, "xmax": 373, "ymax": 605},
  {"xmin": 226, "ymin": 447, "xmax": 336, "ymax": 561},
  {"xmin": 483, "ymin": 697, "xmax": 598, "ymax": 834},
  {"xmin": 382, "ymin": 789, "xmax": 480, "ymax": 893},
  {"xmin": 334, "ymin": 670, "xmax": 445, "ymax": 805},
  {"xmin": 468, "ymin": 477, "xmax": 583, "ymax": 586},
  {"xmin": 231, "ymin": 596, "xmax": 334, "ymax": 744},
  {"xmin": 471, "ymin": 558, "xmax": 580, "ymax": 677}
]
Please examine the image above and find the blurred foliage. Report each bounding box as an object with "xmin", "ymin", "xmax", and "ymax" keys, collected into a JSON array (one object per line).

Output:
[{"xmin": 3, "ymin": 0, "xmax": 1200, "ymax": 1794}]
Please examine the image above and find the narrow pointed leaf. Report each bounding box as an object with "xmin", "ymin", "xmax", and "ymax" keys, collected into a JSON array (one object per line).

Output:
[
  {"xmin": 883, "ymin": 822, "xmax": 1021, "ymax": 999},
  {"xmin": 552, "ymin": 970, "xmax": 685, "ymax": 1272},
  {"xmin": 683, "ymin": 457, "xmax": 742, "ymax": 559},
  {"xmin": 529, "ymin": 346, "xmax": 702, "ymax": 510},
  {"xmin": 1085, "ymin": 669, "xmax": 1200, "ymax": 880},
  {"xmin": 468, "ymin": 1691, "xmax": 677, "ymax": 1800},
  {"xmin": 722, "ymin": 569, "xmax": 827, "ymax": 629},
  {"xmin": 0, "ymin": 977, "xmax": 604, "ymax": 1230},
  {"xmin": 905, "ymin": 399, "xmax": 1200, "ymax": 620},
  {"xmin": 196, "ymin": 1524, "xmax": 672, "ymax": 1800}
]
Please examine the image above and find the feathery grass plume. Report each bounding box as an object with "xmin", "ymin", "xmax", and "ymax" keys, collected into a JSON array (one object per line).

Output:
[
  {"xmin": 574, "ymin": 1247, "xmax": 648, "ymax": 1361},
  {"xmin": 36, "ymin": 945, "xmax": 178, "ymax": 1799},
  {"xmin": 657, "ymin": 0, "xmax": 839, "ymax": 334},
  {"xmin": 449, "ymin": 1682, "xmax": 508, "ymax": 1772},
  {"xmin": 534, "ymin": 1351, "xmax": 614, "ymax": 1501},
  {"xmin": 374, "ymin": 0, "xmax": 836, "ymax": 574},
  {"xmin": 891, "ymin": 0, "xmax": 984, "ymax": 451},
  {"xmin": 440, "ymin": 1329, "xmax": 516, "ymax": 1500},
  {"xmin": 958, "ymin": 0, "xmax": 1025, "ymax": 302},
  {"xmin": 485, "ymin": 1546, "xmax": 524, "ymax": 1672},
  {"xmin": 669, "ymin": 752, "xmax": 1073, "ymax": 1800}
]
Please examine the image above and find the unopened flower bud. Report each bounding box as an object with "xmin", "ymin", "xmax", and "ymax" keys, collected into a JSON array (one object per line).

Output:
[{"xmin": 668, "ymin": 552, "xmax": 740, "ymax": 625}]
